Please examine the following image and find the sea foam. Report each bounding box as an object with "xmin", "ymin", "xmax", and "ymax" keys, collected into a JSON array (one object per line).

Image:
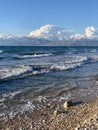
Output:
[
  {"xmin": 0, "ymin": 65, "xmax": 32, "ymax": 79},
  {"xmin": 15, "ymin": 53, "xmax": 52, "ymax": 59}
]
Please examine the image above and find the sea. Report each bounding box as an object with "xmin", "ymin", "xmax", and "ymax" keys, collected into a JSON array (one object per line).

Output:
[{"xmin": 0, "ymin": 46, "xmax": 98, "ymax": 121}]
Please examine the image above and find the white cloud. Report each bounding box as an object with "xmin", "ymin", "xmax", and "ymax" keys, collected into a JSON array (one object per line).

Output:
[
  {"xmin": 70, "ymin": 33, "xmax": 85, "ymax": 40},
  {"xmin": 70, "ymin": 26, "xmax": 98, "ymax": 40},
  {"xmin": 85, "ymin": 26, "xmax": 98, "ymax": 38},
  {"xmin": 30, "ymin": 25, "xmax": 98, "ymax": 41},
  {"xmin": 85, "ymin": 26, "xmax": 95, "ymax": 37},
  {"xmin": 0, "ymin": 24, "xmax": 98, "ymax": 46},
  {"xmin": 30, "ymin": 24, "xmax": 73, "ymax": 40}
]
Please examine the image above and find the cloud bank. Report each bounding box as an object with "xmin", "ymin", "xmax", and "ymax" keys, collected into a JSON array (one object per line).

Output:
[
  {"xmin": 0, "ymin": 24, "xmax": 98, "ymax": 46},
  {"xmin": 29, "ymin": 24, "xmax": 73, "ymax": 40},
  {"xmin": 30, "ymin": 25, "xmax": 98, "ymax": 40}
]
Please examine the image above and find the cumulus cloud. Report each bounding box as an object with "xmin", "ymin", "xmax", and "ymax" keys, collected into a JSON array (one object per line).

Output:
[
  {"xmin": 30, "ymin": 25, "xmax": 98, "ymax": 40},
  {"xmin": 30, "ymin": 24, "xmax": 73, "ymax": 40},
  {"xmin": 85, "ymin": 26, "xmax": 98, "ymax": 38},
  {"xmin": 70, "ymin": 26, "xmax": 98, "ymax": 40},
  {"xmin": 85, "ymin": 26, "xmax": 95, "ymax": 37},
  {"xmin": 70, "ymin": 33, "xmax": 85, "ymax": 40},
  {"xmin": 1, "ymin": 24, "xmax": 98, "ymax": 46}
]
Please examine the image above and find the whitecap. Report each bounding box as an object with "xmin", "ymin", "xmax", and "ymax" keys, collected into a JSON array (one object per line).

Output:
[
  {"xmin": 50, "ymin": 62, "xmax": 81, "ymax": 70},
  {"xmin": 90, "ymin": 49, "xmax": 96, "ymax": 53},
  {"xmin": 64, "ymin": 56, "xmax": 88, "ymax": 64},
  {"xmin": 0, "ymin": 65, "xmax": 32, "ymax": 79},
  {"xmin": 50, "ymin": 56, "xmax": 87, "ymax": 71},
  {"xmin": 15, "ymin": 53, "xmax": 52, "ymax": 59}
]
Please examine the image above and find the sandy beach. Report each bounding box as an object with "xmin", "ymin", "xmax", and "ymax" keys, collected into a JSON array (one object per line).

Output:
[{"xmin": 0, "ymin": 96, "xmax": 98, "ymax": 130}]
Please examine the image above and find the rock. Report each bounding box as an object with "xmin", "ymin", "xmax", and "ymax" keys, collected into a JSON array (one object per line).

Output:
[
  {"xmin": 54, "ymin": 105, "xmax": 61, "ymax": 116},
  {"xmin": 63, "ymin": 100, "xmax": 73, "ymax": 109},
  {"xmin": 54, "ymin": 109, "xmax": 60, "ymax": 116}
]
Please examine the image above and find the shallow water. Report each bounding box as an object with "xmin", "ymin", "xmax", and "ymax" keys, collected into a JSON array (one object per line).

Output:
[{"xmin": 0, "ymin": 46, "xmax": 98, "ymax": 121}]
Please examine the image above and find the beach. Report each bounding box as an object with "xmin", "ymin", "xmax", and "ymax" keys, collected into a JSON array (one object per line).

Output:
[{"xmin": 0, "ymin": 96, "xmax": 98, "ymax": 130}]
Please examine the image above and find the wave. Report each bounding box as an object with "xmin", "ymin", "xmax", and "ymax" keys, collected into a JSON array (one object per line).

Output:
[
  {"xmin": 0, "ymin": 65, "xmax": 50, "ymax": 80},
  {"xmin": 0, "ymin": 65, "xmax": 32, "ymax": 80},
  {"xmin": 2, "ymin": 90, "xmax": 22, "ymax": 100},
  {"xmin": 14, "ymin": 53, "xmax": 52, "ymax": 59},
  {"xmin": 50, "ymin": 62, "xmax": 81, "ymax": 70},
  {"xmin": 90, "ymin": 49, "xmax": 96, "ymax": 53},
  {"xmin": 50, "ymin": 56, "xmax": 88, "ymax": 70},
  {"xmin": 64, "ymin": 56, "xmax": 88, "ymax": 64},
  {"xmin": 0, "ymin": 56, "xmax": 89, "ymax": 80},
  {"xmin": 89, "ymin": 55, "xmax": 98, "ymax": 62}
]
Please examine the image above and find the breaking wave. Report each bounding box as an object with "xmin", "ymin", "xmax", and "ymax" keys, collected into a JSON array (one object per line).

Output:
[
  {"xmin": 14, "ymin": 53, "xmax": 52, "ymax": 59},
  {"xmin": 50, "ymin": 62, "xmax": 81, "ymax": 70},
  {"xmin": 0, "ymin": 65, "xmax": 50, "ymax": 80},
  {"xmin": 0, "ymin": 65, "xmax": 32, "ymax": 80},
  {"xmin": 50, "ymin": 56, "xmax": 88, "ymax": 70},
  {"xmin": 0, "ymin": 56, "xmax": 89, "ymax": 80}
]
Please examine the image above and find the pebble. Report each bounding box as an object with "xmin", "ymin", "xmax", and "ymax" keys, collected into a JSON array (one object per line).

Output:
[{"xmin": 63, "ymin": 100, "xmax": 72, "ymax": 109}]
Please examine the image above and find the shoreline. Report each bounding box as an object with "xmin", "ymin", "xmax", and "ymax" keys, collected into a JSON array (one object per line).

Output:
[{"xmin": 0, "ymin": 96, "xmax": 98, "ymax": 130}]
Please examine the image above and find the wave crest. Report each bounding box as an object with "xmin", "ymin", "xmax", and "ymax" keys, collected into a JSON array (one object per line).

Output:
[
  {"xmin": 15, "ymin": 53, "xmax": 52, "ymax": 59},
  {"xmin": 0, "ymin": 65, "xmax": 32, "ymax": 80}
]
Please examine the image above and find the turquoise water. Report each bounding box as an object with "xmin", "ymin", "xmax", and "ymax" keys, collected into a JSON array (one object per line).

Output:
[{"xmin": 0, "ymin": 46, "xmax": 98, "ymax": 120}]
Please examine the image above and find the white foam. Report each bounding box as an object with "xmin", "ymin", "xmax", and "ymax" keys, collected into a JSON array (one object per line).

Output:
[
  {"xmin": 90, "ymin": 55, "xmax": 98, "ymax": 62},
  {"xmin": 32, "ymin": 69, "xmax": 50, "ymax": 75},
  {"xmin": 0, "ymin": 97, "xmax": 5, "ymax": 102},
  {"xmin": 3, "ymin": 90, "xmax": 22, "ymax": 99},
  {"xmin": 50, "ymin": 56, "xmax": 87, "ymax": 71},
  {"xmin": 0, "ymin": 56, "xmax": 88, "ymax": 79},
  {"xmin": 90, "ymin": 49, "xmax": 96, "ymax": 53},
  {"xmin": 0, "ymin": 65, "xmax": 32, "ymax": 79},
  {"xmin": 64, "ymin": 56, "xmax": 88, "ymax": 64},
  {"xmin": 16, "ymin": 53, "xmax": 52, "ymax": 59},
  {"xmin": 51, "ymin": 62, "xmax": 81, "ymax": 70},
  {"xmin": 22, "ymin": 101, "xmax": 36, "ymax": 111}
]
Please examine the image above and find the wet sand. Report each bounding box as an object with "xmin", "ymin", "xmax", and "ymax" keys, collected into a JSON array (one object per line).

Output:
[{"xmin": 0, "ymin": 96, "xmax": 98, "ymax": 130}]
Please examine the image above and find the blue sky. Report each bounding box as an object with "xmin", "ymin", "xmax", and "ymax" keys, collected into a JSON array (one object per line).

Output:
[{"xmin": 0, "ymin": 0, "xmax": 98, "ymax": 35}]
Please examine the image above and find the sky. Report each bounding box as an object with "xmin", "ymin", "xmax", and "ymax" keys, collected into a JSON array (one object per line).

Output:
[{"xmin": 0, "ymin": 0, "xmax": 98, "ymax": 35}]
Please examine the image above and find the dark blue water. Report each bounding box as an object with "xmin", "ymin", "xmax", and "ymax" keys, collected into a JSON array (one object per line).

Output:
[{"xmin": 0, "ymin": 46, "xmax": 98, "ymax": 120}]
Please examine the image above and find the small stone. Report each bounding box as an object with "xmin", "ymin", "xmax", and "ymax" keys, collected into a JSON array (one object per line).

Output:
[
  {"xmin": 54, "ymin": 109, "xmax": 58, "ymax": 116},
  {"xmin": 42, "ymin": 119, "xmax": 45, "ymax": 123},
  {"xmin": 63, "ymin": 100, "xmax": 72, "ymax": 109},
  {"xmin": 54, "ymin": 106, "xmax": 61, "ymax": 116},
  {"xmin": 47, "ymin": 103, "xmax": 51, "ymax": 108}
]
